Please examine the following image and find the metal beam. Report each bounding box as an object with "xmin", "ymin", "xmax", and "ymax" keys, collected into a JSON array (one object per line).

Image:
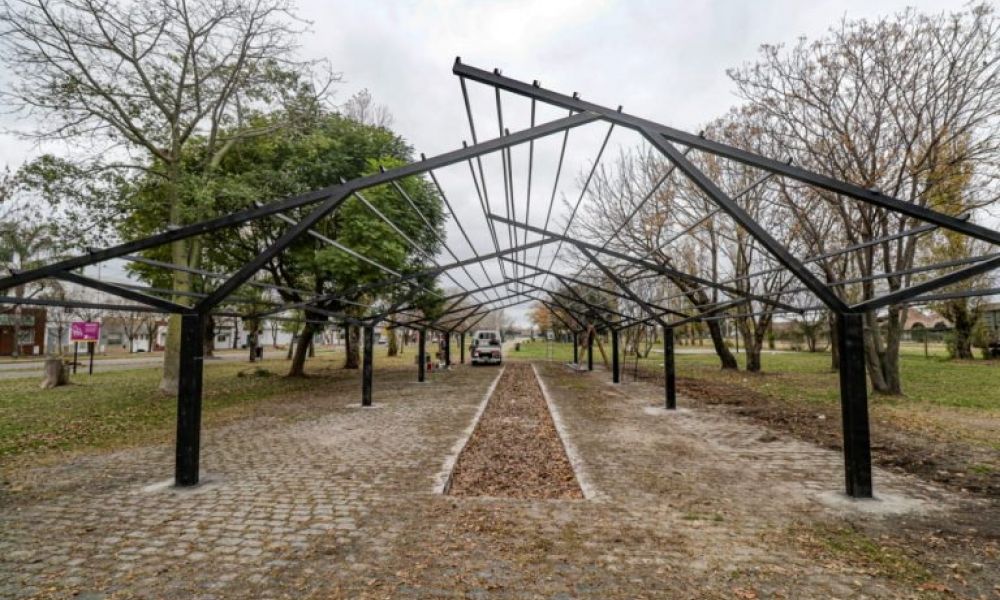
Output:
[
  {"xmin": 491, "ymin": 214, "xmax": 802, "ymax": 313},
  {"xmin": 837, "ymin": 313, "xmax": 873, "ymax": 498},
  {"xmin": 578, "ymin": 247, "xmax": 669, "ymax": 327},
  {"xmin": 175, "ymin": 313, "xmax": 204, "ymax": 486},
  {"xmin": 362, "ymin": 323, "xmax": 374, "ymax": 407},
  {"xmin": 0, "ymin": 295, "xmax": 167, "ymax": 313},
  {"xmin": 851, "ymin": 254, "xmax": 1000, "ymax": 312},
  {"xmin": 663, "ymin": 326, "xmax": 676, "ymax": 409},
  {"xmin": 54, "ymin": 271, "xmax": 192, "ymax": 313},
  {"xmin": 0, "ymin": 111, "xmax": 598, "ymax": 296},
  {"xmin": 640, "ymin": 131, "xmax": 848, "ymax": 312},
  {"xmin": 454, "ymin": 60, "xmax": 1000, "ymax": 247}
]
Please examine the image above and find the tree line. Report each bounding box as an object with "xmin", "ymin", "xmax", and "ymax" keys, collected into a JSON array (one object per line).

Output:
[
  {"xmin": 0, "ymin": 0, "xmax": 446, "ymax": 388},
  {"xmin": 539, "ymin": 4, "xmax": 1000, "ymax": 394}
]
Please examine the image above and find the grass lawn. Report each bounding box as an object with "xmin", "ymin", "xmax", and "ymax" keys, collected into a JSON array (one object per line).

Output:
[{"xmin": 0, "ymin": 348, "xmax": 419, "ymax": 466}]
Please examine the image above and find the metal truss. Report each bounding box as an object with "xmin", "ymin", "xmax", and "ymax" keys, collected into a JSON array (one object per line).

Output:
[{"xmin": 4, "ymin": 59, "xmax": 999, "ymax": 500}]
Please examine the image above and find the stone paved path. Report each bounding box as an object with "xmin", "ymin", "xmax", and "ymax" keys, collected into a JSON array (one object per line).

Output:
[{"xmin": 1, "ymin": 362, "xmax": 993, "ymax": 599}]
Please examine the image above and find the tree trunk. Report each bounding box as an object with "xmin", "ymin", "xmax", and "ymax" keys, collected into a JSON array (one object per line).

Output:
[
  {"xmin": 882, "ymin": 307, "xmax": 903, "ymax": 394},
  {"xmin": 863, "ymin": 309, "xmax": 902, "ymax": 394},
  {"xmin": 288, "ymin": 322, "xmax": 318, "ymax": 377},
  {"xmin": 40, "ymin": 357, "xmax": 68, "ymax": 389},
  {"xmin": 739, "ymin": 319, "xmax": 766, "ymax": 373},
  {"xmin": 387, "ymin": 327, "xmax": 398, "ymax": 356},
  {"xmin": 344, "ymin": 324, "xmax": 360, "ymax": 369},
  {"xmin": 707, "ymin": 320, "xmax": 738, "ymax": 370},
  {"xmin": 203, "ymin": 315, "xmax": 215, "ymax": 358},
  {"xmin": 160, "ymin": 313, "xmax": 183, "ymax": 393},
  {"xmin": 158, "ymin": 161, "xmax": 188, "ymax": 394},
  {"xmin": 943, "ymin": 299, "xmax": 977, "ymax": 359}
]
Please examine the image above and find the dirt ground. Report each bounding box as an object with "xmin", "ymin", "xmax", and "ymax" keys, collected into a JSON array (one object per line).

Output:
[
  {"xmin": 1, "ymin": 361, "xmax": 998, "ymax": 598},
  {"xmin": 666, "ymin": 372, "xmax": 1000, "ymax": 498}
]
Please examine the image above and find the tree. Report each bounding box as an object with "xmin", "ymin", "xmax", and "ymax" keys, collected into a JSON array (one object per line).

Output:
[
  {"xmin": 529, "ymin": 303, "xmax": 554, "ymax": 337},
  {"xmin": 0, "ymin": 0, "xmax": 332, "ymax": 393},
  {"xmin": 197, "ymin": 110, "xmax": 443, "ymax": 377},
  {"xmin": 577, "ymin": 149, "xmax": 740, "ymax": 369},
  {"xmin": 343, "ymin": 89, "xmax": 393, "ymax": 129},
  {"xmin": 0, "ymin": 175, "xmax": 65, "ymax": 357},
  {"xmin": 728, "ymin": 4, "xmax": 1000, "ymax": 392},
  {"xmin": 110, "ymin": 310, "xmax": 147, "ymax": 353}
]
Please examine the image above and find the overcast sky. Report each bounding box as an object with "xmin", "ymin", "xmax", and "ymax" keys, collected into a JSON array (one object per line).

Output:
[{"xmin": 0, "ymin": 0, "xmax": 970, "ymax": 328}]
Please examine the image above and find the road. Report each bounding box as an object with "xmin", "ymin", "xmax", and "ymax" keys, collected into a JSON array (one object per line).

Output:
[{"xmin": 0, "ymin": 351, "xmax": 249, "ymax": 380}]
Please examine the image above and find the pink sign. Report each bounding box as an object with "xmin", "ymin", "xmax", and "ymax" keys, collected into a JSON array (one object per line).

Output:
[{"xmin": 70, "ymin": 321, "xmax": 101, "ymax": 342}]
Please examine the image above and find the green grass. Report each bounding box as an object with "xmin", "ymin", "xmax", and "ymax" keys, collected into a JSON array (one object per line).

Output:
[
  {"xmin": 799, "ymin": 523, "xmax": 932, "ymax": 585},
  {"xmin": 0, "ymin": 350, "xmax": 408, "ymax": 464},
  {"xmin": 514, "ymin": 340, "xmax": 1000, "ymax": 410}
]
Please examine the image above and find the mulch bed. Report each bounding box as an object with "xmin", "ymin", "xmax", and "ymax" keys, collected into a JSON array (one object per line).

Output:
[{"xmin": 448, "ymin": 363, "xmax": 582, "ymax": 499}]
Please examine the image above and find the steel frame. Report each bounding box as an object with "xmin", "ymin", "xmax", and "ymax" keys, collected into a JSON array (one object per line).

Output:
[{"xmin": 2, "ymin": 60, "xmax": 998, "ymax": 501}]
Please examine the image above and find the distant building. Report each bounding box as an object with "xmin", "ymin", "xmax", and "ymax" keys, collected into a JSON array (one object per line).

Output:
[
  {"xmin": 0, "ymin": 308, "xmax": 46, "ymax": 356},
  {"xmin": 981, "ymin": 302, "xmax": 1000, "ymax": 334}
]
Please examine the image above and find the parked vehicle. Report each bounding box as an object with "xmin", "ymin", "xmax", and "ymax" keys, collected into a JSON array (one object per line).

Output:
[{"xmin": 470, "ymin": 330, "xmax": 502, "ymax": 365}]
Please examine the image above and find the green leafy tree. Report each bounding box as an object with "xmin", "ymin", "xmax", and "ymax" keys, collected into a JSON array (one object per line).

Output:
[
  {"xmin": 124, "ymin": 110, "xmax": 444, "ymax": 376},
  {"xmin": 0, "ymin": 0, "xmax": 332, "ymax": 392}
]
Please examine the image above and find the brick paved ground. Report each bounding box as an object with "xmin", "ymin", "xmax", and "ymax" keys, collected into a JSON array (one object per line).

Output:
[{"xmin": 1, "ymin": 362, "xmax": 995, "ymax": 599}]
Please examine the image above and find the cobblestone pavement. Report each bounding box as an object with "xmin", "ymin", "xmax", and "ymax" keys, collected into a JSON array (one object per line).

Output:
[{"xmin": 1, "ymin": 362, "xmax": 994, "ymax": 599}]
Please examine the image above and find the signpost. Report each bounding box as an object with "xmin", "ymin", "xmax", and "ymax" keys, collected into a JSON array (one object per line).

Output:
[{"xmin": 70, "ymin": 321, "xmax": 101, "ymax": 375}]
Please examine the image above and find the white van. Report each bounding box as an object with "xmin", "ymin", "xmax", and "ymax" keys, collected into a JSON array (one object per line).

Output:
[{"xmin": 470, "ymin": 330, "xmax": 502, "ymax": 365}]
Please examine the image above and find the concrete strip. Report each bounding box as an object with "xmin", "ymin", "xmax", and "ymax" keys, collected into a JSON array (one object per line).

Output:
[{"xmin": 532, "ymin": 363, "xmax": 598, "ymax": 500}]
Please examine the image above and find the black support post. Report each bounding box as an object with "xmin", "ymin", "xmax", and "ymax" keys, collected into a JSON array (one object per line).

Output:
[
  {"xmin": 460, "ymin": 332, "xmax": 466, "ymax": 364},
  {"xmin": 837, "ymin": 313, "xmax": 873, "ymax": 498},
  {"xmin": 362, "ymin": 323, "xmax": 374, "ymax": 407},
  {"xmin": 443, "ymin": 331, "xmax": 451, "ymax": 367},
  {"xmin": 573, "ymin": 332, "xmax": 579, "ymax": 365},
  {"xmin": 587, "ymin": 329, "xmax": 594, "ymax": 371},
  {"xmin": 175, "ymin": 313, "xmax": 205, "ymax": 487},
  {"xmin": 418, "ymin": 328, "xmax": 426, "ymax": 382},
  {"xmin": 664, "ymin": 326, "xmax": 676, "ymax": 410},
  {"xmin": 611, "ymin": 329, "xmax": 620, "ymax": 383}
]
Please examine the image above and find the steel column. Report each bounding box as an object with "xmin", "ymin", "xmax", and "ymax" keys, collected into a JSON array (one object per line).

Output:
[
  {"xmin": 664, "ymin": 326, "xmax": 676, "ymax": 410},
  {"xmin": 443, "ymin": 331, "xmax": 451, "ymax": 366},
  {"xmin": 460, "ymin": 333, "xmax": 466, "ymax": 364},
  {"xmin": 587, "ymin": 329, "xmax": 594, "ymax": 371},
  {"xmin": 611, "ymin": 329, "xmax": 620, "ymax": 383},
  {"xmin": 573, "ymin": 332, "xmax": 579, "ymax": 364},
  {"xmin": 418, "ymin": 329, "xmax": 427, "ymax": 382},
  {"xmin": 837, "ymin": 313, "xmax": 873, "ymax": 498},
  {"xmin": 362, "ymin": 323, "xmax": 374, "ymax": 407},
  {"xmin": 175, "ymin": 313, "xmax": 205, "ymax": 487}
]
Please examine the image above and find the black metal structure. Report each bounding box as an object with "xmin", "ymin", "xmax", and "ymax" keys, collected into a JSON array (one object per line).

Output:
[{"xmin": 4, "ymin": 59, "xmax": 999, "ymax": 501}]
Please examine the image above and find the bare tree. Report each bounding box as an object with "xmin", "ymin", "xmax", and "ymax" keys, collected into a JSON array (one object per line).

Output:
[
  {"xmin": 576, "ymin": 148, "xmax": 740, "ymax": 369},
  {"xmin": 342, "ymin": 88, "xmax": 393, "ymax": 128},
  {"xmin": 0, "ymin": 0, "xmax": 333, "ymax": 393},
  {"xmin": 110, "ymin": 310, "xmax": 147, "ymax": 353},
  {"xmin": 728, "ymin": 3, "xmax": 1000, "ymax": 392}
]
